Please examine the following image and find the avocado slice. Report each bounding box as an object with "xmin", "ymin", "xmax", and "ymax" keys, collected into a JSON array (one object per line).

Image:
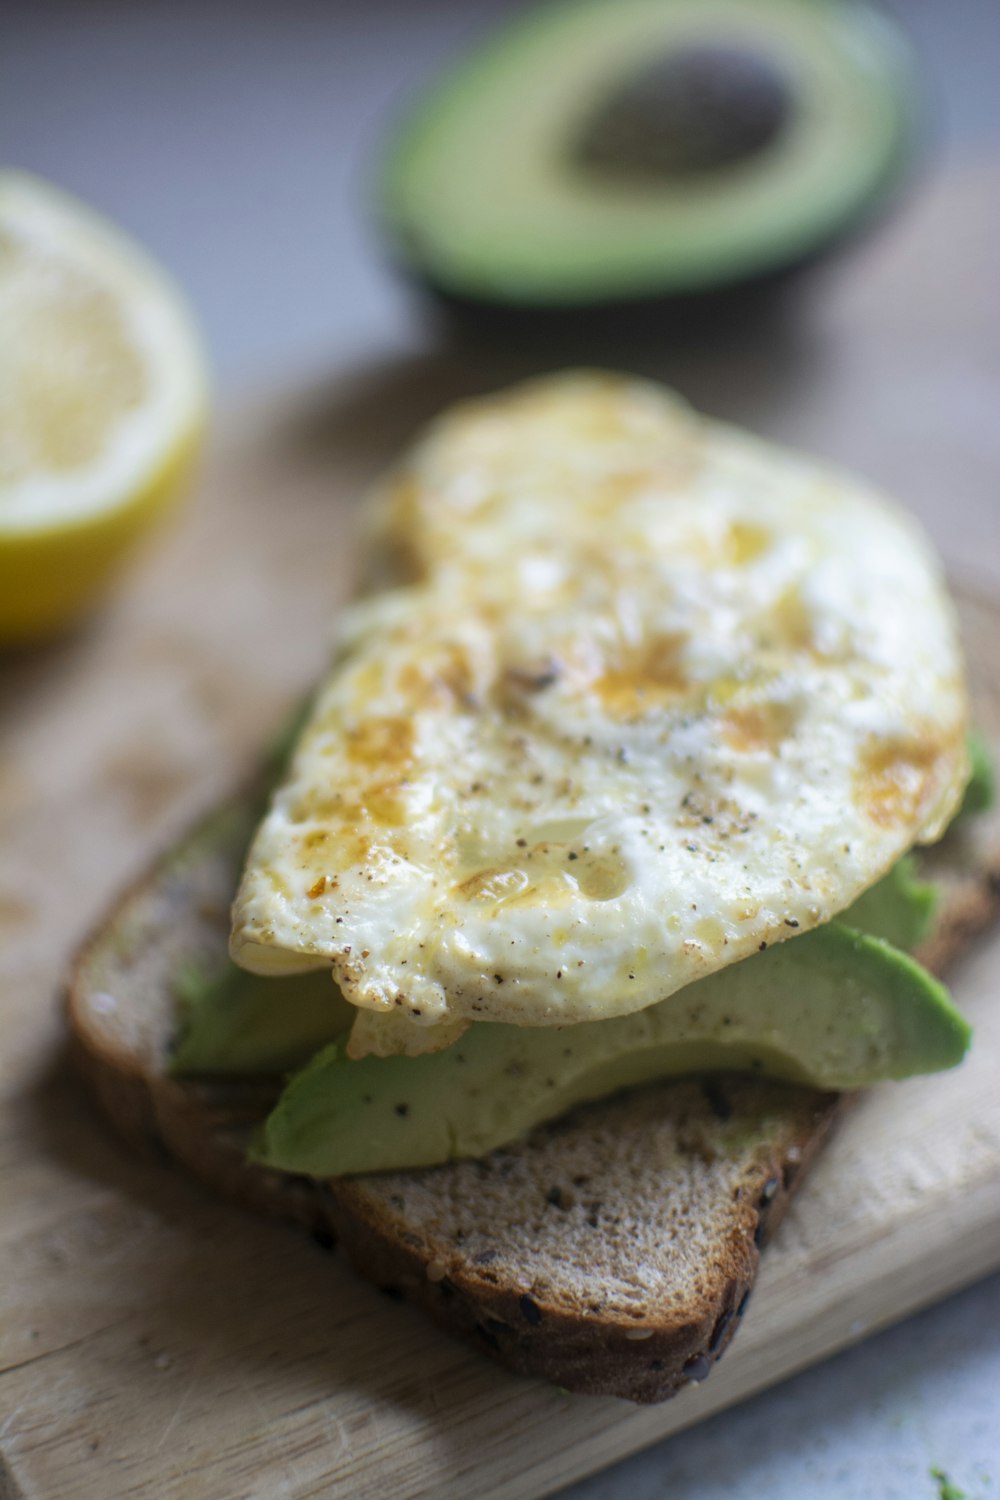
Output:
[
  {"xmin": 382, "ymin": 0, "xmax": 917, "ymax": 313},
  {"xmin": 840, "ymin": 854, "xmax": 938, "ymax": 953},
  {"xmin": 254, "ymin": 924, "xmax": 969, "ymax": 1177},
  {"xmin": 170, "ymin": 962, "xmax": 352, "ymax": 1075},
  {"xmin": 960, "ymin": 729, "xmax": 995, "ymax": 817}
]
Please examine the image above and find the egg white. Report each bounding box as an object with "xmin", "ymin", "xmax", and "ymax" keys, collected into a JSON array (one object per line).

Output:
[{"xmin": 231, "ymin": 373, "xmax": 968, "ymax": 1049}]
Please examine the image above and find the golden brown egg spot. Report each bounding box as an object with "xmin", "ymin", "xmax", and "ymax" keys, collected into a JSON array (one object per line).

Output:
[
  {"xmin": 857, "ymin": 731, "xmax": 959, "ymax": 831},
  {"xmin": 343, "ymin": 714, "xmax": 414, "ymax": 770},
  {"xmin": 455, "ymin": 867, "xmax": 531, "ymax": 904},
  {"xmin": 724, "ymin": 520, "xmax": 772, "ymax": 567},
  {"xmin": 593, "ymin": 632, "xmax": 690, "ymax": 717},
  {"xmin": 720, "ymin": 699, "xmax": 798, "ymax": 753}
]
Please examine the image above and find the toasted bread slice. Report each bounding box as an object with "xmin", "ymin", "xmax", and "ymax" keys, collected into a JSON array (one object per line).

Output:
[{"xmin": 68, "ymin": 597, "xmax": 1000, "ymax": 1404}]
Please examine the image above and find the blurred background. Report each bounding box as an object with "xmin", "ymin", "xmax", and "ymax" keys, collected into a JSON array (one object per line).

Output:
[
  {"xmin": 4, "ymin": 0, "xmax": 998, "ymax": 386},
  {"xmin": 6, "ymin": 0, "xmax": 999, "ymax": 599},
  {"xmin": 2, "ymin": 4, "xmax": 999, "ymax": 1499}
]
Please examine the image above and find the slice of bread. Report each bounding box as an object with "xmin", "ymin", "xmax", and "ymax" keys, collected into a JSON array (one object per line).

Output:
[{"xmin": 67, "ymin": 597, "xmax": 1000, "ymax": 1404}]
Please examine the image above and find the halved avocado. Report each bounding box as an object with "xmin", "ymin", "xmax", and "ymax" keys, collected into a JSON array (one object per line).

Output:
[{"xmin": 381, "ymin": 0, "xmax": 919, "ymax": 316}]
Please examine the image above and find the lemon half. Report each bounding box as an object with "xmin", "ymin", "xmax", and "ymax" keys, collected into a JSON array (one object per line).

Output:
[{"xmin": 0, "ymin": 171, "xmax": 209, "ymax": 642}]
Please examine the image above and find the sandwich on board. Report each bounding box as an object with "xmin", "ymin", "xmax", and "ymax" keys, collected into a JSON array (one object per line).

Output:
[{"xmin": 71, "ymin": 373, "xmax": 999, "ymax": 1402}]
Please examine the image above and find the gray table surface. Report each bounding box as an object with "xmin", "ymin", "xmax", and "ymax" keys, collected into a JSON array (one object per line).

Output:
[{"xmin": 4, "ymin": 3, "xmax": 998, "ymax": 1497}]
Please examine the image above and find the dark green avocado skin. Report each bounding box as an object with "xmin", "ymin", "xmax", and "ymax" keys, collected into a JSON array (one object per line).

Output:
[
  {"xmin": 407, "ymin": 236, "xmax": 884, "ymax": 341},
  {"xmin": 379, "ymin": 0, "xmax": 923, "ymax": 328}
]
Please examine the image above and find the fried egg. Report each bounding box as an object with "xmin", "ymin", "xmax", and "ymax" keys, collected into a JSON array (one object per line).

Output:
[{"xmin": 230, "ymin": 373, "xmax": 969, "ymax": 1052}]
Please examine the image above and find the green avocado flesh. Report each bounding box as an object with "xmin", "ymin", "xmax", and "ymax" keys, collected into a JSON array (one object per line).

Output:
[
  {"xmin": 383, "ymin": 0, "xmax": 916, "ymax": 305},
  {"xmin": 169, "ymin": 964, "xmax": 352, "ymax": 1075},
  {"xmin": 254, "ymin": 923, "xmax": 969, "ymax": 1176},
  {"xmin": 839, "ymin": 854, "xmax": 938, "ymax": 954},
  {"xmin": 961, "ymin": 729, "xmax": 995, "ymax": 817}
]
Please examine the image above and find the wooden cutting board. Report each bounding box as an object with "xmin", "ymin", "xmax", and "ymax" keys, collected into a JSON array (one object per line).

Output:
[{"xmin": 2, "ymin": 161, "xmax": 999, "ymax": 1500}]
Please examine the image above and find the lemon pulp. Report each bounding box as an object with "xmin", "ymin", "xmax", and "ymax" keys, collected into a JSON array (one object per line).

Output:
[{"xmin": 0, "ymin": 171, "xmax": 208, "ymax": 641}]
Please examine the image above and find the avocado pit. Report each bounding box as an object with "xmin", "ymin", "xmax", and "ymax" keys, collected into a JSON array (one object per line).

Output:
[{"xmin": 576, "ymin": 44, "xmax": 794, "ymax": 182}]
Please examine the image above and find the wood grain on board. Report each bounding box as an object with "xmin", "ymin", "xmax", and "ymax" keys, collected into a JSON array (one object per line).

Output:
[{"xmin": 1, "ymin": 160, "xmax": 999, "ymax": 1500}]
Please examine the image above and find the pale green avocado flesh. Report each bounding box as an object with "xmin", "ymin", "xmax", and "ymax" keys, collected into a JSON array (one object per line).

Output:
[
  {"xmin": 962, "ymin": 729, "xmax": 995, "ymax": 817},
  {"xmin": 839, "ymin": 853, "xmax": 938, "ymax": 954},
  {"xmin": 383, "ymin": 0, "xmax": 917, "ymax": 305},
  {"xmin": 170, "ymin": 963, "xmax": 352, "ymax": 1076},
  {"xmin": 254, "ymin": 923, "xmax": 969, "ymax": 1177}
]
